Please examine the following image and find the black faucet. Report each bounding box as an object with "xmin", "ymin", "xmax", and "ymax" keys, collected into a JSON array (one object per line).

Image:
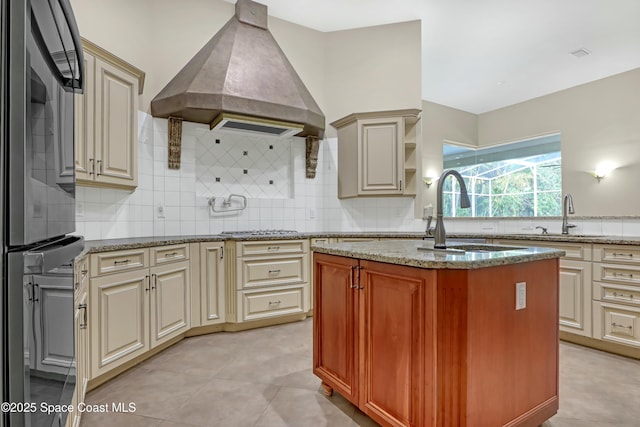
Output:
[{"xmin": 434, "ymin": 170, "xmax": 471, "ymax": 248}]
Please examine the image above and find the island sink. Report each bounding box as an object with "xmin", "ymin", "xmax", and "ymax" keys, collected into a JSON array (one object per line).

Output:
[{"xmin": 312, "ymin": 239, "xmax": 563, "ymax": 427}]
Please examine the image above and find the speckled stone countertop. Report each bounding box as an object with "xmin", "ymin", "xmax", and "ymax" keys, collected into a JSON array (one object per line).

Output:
[
  {"xmin": 80, "ymin": 231, "xmax": 640, "ymax": 259},
  {"xmin": 311, "ymin": 239, "xmax": 565, "ymax": 270}
]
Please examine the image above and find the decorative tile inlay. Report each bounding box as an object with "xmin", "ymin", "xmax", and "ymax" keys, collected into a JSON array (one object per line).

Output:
[{"xmin": 195, "ymin": 129, "xmax": 292, "ymax": 199}]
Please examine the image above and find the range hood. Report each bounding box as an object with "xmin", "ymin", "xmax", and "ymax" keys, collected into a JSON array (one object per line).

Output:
[{"xmin": 150, "ymin": 0, "xmax": 325, "ymax": 139}]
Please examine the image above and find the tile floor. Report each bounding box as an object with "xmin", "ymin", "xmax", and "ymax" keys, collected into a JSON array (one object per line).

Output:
[{"xmin": 81, "ymin": 319, "xmax": 640, "ymax": 426}]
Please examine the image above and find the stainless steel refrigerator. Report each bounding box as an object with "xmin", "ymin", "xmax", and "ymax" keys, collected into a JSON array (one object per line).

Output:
[{"xmin": 1, "ymin": 0, "xmax": 84, "ymax": 425}]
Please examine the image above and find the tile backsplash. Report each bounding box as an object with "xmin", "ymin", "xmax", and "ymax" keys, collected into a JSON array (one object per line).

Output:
[
  {"xmin": 75, "ymin": 112, "xmax": 640, "ymax": 241},
  {"xmin": 75, "ymin": 112, "xmax": 424, "ymax": 240},
  {"xmin": 195, "ymin": 129, "xmax": 292, "ymax": 200}
]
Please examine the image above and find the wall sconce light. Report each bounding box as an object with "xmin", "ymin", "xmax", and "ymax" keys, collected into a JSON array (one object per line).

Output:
[
  {"xmin": 593, "ymin": 171, "xmax": 606, "ymax": 183},
  {"xmin": 592, "ymin": 162, "xmax": 615, "ymax": 183},
  {"xmin": 423, "ymin": 177, "xmax": 435, "ymax": 187}
]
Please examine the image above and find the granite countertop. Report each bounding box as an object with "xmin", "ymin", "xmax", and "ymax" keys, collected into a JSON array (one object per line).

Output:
[
  {"xmin": 311, "ymin": 239, "xmax": 565, "ymax": 270},
  {"xmin": 79, "ymin": 231, "xmax": 640, "ymax": 259}
]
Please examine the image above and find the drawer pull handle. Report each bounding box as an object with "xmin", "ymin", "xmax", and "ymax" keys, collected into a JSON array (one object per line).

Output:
[
  {"xmin": 612, "ymin": 292, "xmax": 634, "ymax": 300},
  {"xmin": 164, "ymin": 252, "xmax": 178, "ymax": 257},
  {"xmin": 268, "ymin": 269, "xmax": 281, "ymax": 275},
  {"xmin": 268, "ymin": 300, "xmax": 281, "ymax": 305},
  {"xmin": 612, "ymin": 252, "xmax": 634, "ymax": 258},
  {"xmin": 114, "ymin": 259, "xmax": 131, "ymax": 265},
  {"xmin": 78, "ymin": 303, "xmax": 88, "ymax": 329},
  {"xmin": 267, "ymin": 246, "xmax": 281, "ymax": 251},
  {"xmin": 612, "ymin": 322, "xmax": 633, "ymax": 330},
  {"xmin": 81, "ymin": 269, "xmax": 88, "ymax": 276},
  {"xmin": 613, "ymin": 272, "xmax": 634, "ymax": 278}
]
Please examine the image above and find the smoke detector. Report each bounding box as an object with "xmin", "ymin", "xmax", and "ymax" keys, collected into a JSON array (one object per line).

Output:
[{"xmin": 570, "ymin": 48, "xmax": 591, "ymax": 58}]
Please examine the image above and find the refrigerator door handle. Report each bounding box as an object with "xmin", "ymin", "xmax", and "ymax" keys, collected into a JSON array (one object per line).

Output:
[{"xmin": 23, "ymin": 235, "xmax": 85, "ymax": 274}]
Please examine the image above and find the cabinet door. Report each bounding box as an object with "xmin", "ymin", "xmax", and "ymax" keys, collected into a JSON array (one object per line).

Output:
[
  {"xmin": 33, "ymin": 278, "xmax": 74, "ymax": 375},
  {"xmin": 75, "ymin": 51, "xmax": 95, "ymax": 182},
  {"xmin": 90, "ymin": 270, "xmax": 150, "ymax": 378},
  {"xmin": 150, "ymin": 261, "xmax": 190, "ymax": 347},
  {"xmin": 94, "ymin": 57, "xmax": 138, "ymax": 188},
  {"xmin": 313, "ymin": 253, "xmax": 359, "ymax": 404},
  {"xmin": 200, "ymin": 242, "xmax": 226, "ymax": 325},
  {"xmin": 359, "ymin": 260, "xmax": 433, "ymax": 427},
  {"xmin": 559, "ymin": 260, "xmax": 592, "ymax": 337},
  {"xmin": 358, "ymin": 117, "xmax": 403, "ymax": 195}
]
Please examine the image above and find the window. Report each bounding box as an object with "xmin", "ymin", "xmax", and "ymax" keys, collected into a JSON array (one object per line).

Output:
[{"xmin": 442, "ymin": 134, "xmax": 561, "ymax": 217}]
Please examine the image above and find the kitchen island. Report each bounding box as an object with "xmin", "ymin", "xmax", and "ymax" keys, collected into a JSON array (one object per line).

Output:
[{"xmin": 312, "ymin": 239, "xmax": 565, "ymax": 427}]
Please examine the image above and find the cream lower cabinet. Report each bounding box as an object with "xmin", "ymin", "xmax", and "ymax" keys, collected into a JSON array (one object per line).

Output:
[
  {"xmin": 493, "ymin": 239, "xmax": 593, "ymax": 337},
  {"xmin": 193, "ymin": 242, "xmax": 225, "ymax": 326},
  {"xmin": 227, "ymin": 239, "xmax": 310, "ymax": 323},
  {"xmin": 75, "ymin": 39, "xmax": 145, "ymax": 190},
  {"xmin": 90, "ymin": 269, "xmax": 150, "ymax": 378},
  {"xmin": 70, "ymin": 288, "xmax": 88, "ymax": 427},
  {"xmin": 593, "ymin": 244, "xmax": 640, "ymax": 348},
  {"xmin": 89, "ymin": 245, "xmax": 190, "ymax": 379}
]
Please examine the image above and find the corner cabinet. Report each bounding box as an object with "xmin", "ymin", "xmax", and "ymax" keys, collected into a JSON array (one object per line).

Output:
[
  {"xmin": 75, "ymin": 39, "xmax": 145, "ymax": 190},
  {"xmin": 89, "ymin": 245, "xmax": 190, "ymax": 379},
  {"xmin": 331, "ymin": 109, "xmax": 420, "ymax": 199}
]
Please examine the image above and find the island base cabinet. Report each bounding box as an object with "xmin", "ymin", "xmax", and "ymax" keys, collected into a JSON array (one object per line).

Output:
[
  {"xmin": 313, "ymin": 253, "xmax": 560, "ymax": 427},
  {"xmin": 313, "ymin": 254, "xmax": 436, "ymax": 427}
]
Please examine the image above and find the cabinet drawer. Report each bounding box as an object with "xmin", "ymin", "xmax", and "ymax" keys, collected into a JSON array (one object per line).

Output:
[
  {"xmin": 593, "ymin": 301, "xmax": 640, "ymax": 348},
  {"xmin": 90, "ymin": 249, "xmax": 148, "ymax": 276},
  {"xmin": 150, "ymin": 244, "xmax": 189, "ymax": 265},
  {"xmin": 337, "ymin": 237, "xmax": 379, "ymax": 243},
  {"xmin": 594, "ymin": 281, "xmax": 640, "ymax": 308},
  {"xmin": 493, "ymin": 239, "xmax": 590, "ymax": 260},
  {"xmin": 311, "ymin": 238, "xmax": 333, "ymax": 245},
  {"xmin": 237, "ymin": 239, "xmax": 308, "ymax": 256},
  {"xmin": 593, "ymin": 263, "xmax": 640, "ymax": 285},
  {"xmin": 238, "ymin": 254, "xmax": 308, "ymax": 289},
  {"xmin": 238, "ymin": 285, "xmax": 306, "ymax": 321},
  {"xmin": 594, "ymin": 244, "xmax": 640, "ymax": 265}
]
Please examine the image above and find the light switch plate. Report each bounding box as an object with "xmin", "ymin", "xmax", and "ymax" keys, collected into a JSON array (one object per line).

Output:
[{"xmin": 515, "ymin": 282, "xmax": 526, "ymax": 310}]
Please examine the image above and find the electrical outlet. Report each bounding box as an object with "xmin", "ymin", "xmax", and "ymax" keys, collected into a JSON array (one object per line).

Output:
[
  {"xmin": 515, "ymin": 282, "xmax": 526, "ymax": 310},
  {"xmin": 157, "ymin": 204, "xmax": 165, "ymax": 218},
  {"xmin": 309, "ymin": 208, "xmax": 316, "ymax": 219},
  {"xmin": 76, "ymin": 202, "xmax": 85, "ymax": 217}
]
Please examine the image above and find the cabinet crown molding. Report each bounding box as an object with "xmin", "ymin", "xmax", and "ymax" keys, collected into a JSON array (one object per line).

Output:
[
  {"xmin": 330, "ymin": 108, "xmax": 421, "ymax": 130},
  {"xmin": 81, "ymin": 37, "xmax": 146, "ymax": 94}
]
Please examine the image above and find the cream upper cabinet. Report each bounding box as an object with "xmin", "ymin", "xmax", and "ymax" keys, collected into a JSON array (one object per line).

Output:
[
  {"xmin": 75, "ymin": 39, "xmax": 145, "ymax": 190},
  {"xmin": 332, "ymin": 109, "xmax": 420, "ymax": 199}
]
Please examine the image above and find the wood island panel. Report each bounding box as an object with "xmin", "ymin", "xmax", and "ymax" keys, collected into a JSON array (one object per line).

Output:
[{"xmin": 313, "ymin": 253, "xmax": 560, "ymax": 427}]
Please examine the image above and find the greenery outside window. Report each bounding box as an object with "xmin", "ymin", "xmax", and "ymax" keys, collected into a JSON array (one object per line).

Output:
[{"xmin": 442, "ymin": 134, "xmax": 561, "ymax": 217}]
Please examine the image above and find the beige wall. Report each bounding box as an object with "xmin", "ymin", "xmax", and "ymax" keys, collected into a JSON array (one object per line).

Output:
[
  {"xmin": 419, "ymin": 101, "xmax": 477, "ymax": 211},
  {"xmin": 478, "ymin": 68, "xmax": 640, "ymax": 216},
  {"xmin": 69, "ymin": 0, "xmax": 420, "ymax": 131},
  {"xmin": 324, "ymin": 20, "xmax": 422, "ymax": 137}
]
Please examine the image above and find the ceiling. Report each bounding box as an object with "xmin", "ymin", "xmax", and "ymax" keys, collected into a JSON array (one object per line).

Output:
[{"xmin": 224, "ymin": 0, "xmax": 640, "ymax": 114}]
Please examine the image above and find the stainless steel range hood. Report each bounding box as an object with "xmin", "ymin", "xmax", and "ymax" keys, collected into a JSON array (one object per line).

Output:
[{"xmin": 150, "ymin": 0, "xmax": 325, "ymax": 139}]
